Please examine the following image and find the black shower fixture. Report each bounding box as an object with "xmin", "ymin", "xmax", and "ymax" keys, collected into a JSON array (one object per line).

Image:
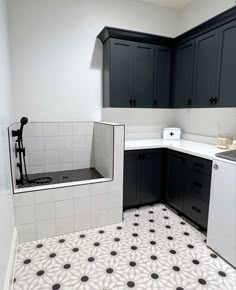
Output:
[
  {"xmin": 12, "ymin": 116, "xmax": 28, "ymax": 141},
  {"xmin": 12, "ymin": 117, "xmax": 52, "ymax": 186}
]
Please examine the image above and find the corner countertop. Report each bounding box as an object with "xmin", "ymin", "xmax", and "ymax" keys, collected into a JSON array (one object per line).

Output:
[{"xmin": 125, "ymin": 139, "xmax": 225, "ymax": 161}]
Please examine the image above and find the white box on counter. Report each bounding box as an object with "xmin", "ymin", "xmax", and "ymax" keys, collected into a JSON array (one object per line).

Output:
[{"xmin": 163, "ymin": 128, "xmax": 182, "ymax": 140}]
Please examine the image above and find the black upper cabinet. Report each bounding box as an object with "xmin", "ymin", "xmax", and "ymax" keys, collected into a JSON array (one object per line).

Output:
[
  {"xmin": 173, "ymin": 40, "xmax": 195, "ymax": 108},
  {"xmin": 192, "ymin": 30, "xmax": 221, "ymax": 108},
  {"xmin": 104, "ymin": 39, "xmax": 133, "ymax": 108},
  {"xmin": 154, "ymin": 46, "xmax": 172, "ymax": 108},
  {"xmin": 133, "ymin": 43, "xmax": 155, "ymax": 108},
  {"xmin": 99, "ymin": 7, "xmax": 236, "ymax": 109},
  {"xmin": 218, "ymin": 20, "xmax": 236, "ymax": 107},
  {"xmin": 99, "ymin": 28, "xmax": 172, "ymax": 108}
]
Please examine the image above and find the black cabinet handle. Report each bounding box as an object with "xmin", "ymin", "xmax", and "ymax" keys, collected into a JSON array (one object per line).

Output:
[
  {"xmin": 153, "ymin": 99, "xmax": 157, "ymax": 106},
  {"xmin": 133, "ymin": 99, "xmax": 136, "ymax": 107},
  {"xmin": 192, "ymin": 206, "xmax": 201, "ymax": 213},
  {"xmin": 129, "ymin": 99, "xmax": 133, "ymax": 107},
  {"xmin": 193, "ymin": 182, "xmax": 203, "ymax": 188},
  {"xmin": 194, "ymin": 163, "xmax": 204, "ymax": 168},
  {"xmin": 213, "ymin": 97, "xmax": 218, "ymax": 105},
  {"xmin": 187, "ymin": 99, "xmax": 192, "ymax": 106},
  {"xmin": 209, "ymin": 97, "xmax": 214, "ymax": 104}
]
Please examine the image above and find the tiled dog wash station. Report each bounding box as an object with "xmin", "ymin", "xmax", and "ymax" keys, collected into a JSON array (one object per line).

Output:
[
  {"xmin": 10, "ymin": 122, "xmax": 124, "ymax": 242},
  {"xmin": 1, "ymin": 0, "xmax": 236, "ymax": 290}
]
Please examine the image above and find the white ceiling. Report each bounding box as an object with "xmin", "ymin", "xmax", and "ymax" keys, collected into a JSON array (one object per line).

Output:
[{"xmin": 139, "ymin": 0, "xmax": 194, "ymax": 9}]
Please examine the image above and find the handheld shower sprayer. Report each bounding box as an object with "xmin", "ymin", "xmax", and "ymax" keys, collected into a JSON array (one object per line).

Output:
[
  {"xmin": 12, "ymin": 117, "xmax": 52, "ymax": 186},
  {"xmin": 12, "ymin": 116, "xmax": 28, "ymax": 141}
]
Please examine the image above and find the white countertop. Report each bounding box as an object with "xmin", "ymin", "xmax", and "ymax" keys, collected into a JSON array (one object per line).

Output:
[{"xmin": 125, "ymin": 139, "xmax": 225, "ymax": 160}]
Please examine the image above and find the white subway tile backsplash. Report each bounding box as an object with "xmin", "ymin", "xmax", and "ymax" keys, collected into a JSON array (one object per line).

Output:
[
  {"xmin": 34, "ymin": 190, "xmax": 54, "ymax": 204},
  {"xmin": 24, "ymin": 123, "xmax": 43, "ymax": 137},
  {"xmin": 109, "ymin": 192, "xmax": 123, "ymax": 209},
  {"xmin": 91, "ymin": 182, "xmax": 108, "ymax": 196},
  {"xmin": 17, "ymin": 223, "xmax": 36, "ymax": 242},
  {"xmin": 35, "ymin": 203, "xmax": 55, "ymax": 221},
  {"xmin": 14, "ymin": 192, "xmax": 34, "ymax": 207},
  {"xmin": 53, "ymin": 187, "xmax": 73, "ymax": 201},
  {"xmin": 63, "ymin": 137, "xmax": 73, "ymax": 150},
  {"xmin": 72, "ymin": 149, "xmax": 82, "ymax": 163},
  {"xmin": 45, "ymin": 151, "xmax": 59, "ymax": 165},
  {"xmin": 74, "ymin": 196, "xmax": 92, "ymax": 213},
  {"xmin": 28, "ymin": 165, "xmax": 45, "ymax": 174},
  {"xmin": 24, "ymin": 137, "xmax": 44, "ymax": 152},
  {"xmin": 59, "ymin": 150, "xmax": 73, "ymax": 163},
  {"xmin": 44, "ymin": 137, "xmax": 65, "ymax": 151},
  {"xmin": 36, "ymin": 220, "xmax": 56, "ymax": 239},
  {"xmin": 108, "ymin": 208, "xmax": 123, "ymax": 224},
  {"xmin": 15, "ymin": 205, "xmax": 35, "ymax": 225},
  {"xmin": 92, "ymin": 210, "xmax": 108, "ymax": 228},
  {"xmin": 92, "ymin": 194, "xmax": 108, "ymax": 211},
  {"xmin": 28, "ymin": 151, "xmax": 45, "ymax": 166},
  {"xmin": 58, "ymin": 163, "xmax": 73, "ymax": 171},
  {"xmin": 44, "ymin": 164, "xmax": 60, "ymax": 172},
  {"xmin": 43, "ymin": 123, "xmax": 58, "ymax": 137},
  {"xmin": 72, "ymin": 136, "xmax": 86, "ymax": 149},
  {"xmin": 55, "ymin": 199, "xmax": 74, "ymax": 218},
  {"xmin": 73, "ymin": 185, "xmax": 93, "ymax": 198},
  {"xmin": 75, "ymin": 213, "xmax": 91, "ymax": 231},
  {"xmin": 58, "ymin": 122, "xmax": 73, "ymax": 136},
  {"xmin": 55, "ymin": 216, "xmax": 74, "ymax": 235}
]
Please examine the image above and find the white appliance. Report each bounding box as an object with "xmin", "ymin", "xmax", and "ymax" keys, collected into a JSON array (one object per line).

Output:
[
  {"xmin": 207, "ymin": 159, "xmax": 236, "ymax": 267},
  {"xmin": 163, "ymin": 128, "xmax": 181, "ymax": 140}
]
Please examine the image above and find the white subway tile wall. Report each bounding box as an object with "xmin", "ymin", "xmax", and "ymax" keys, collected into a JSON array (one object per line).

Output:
[
  {"xmin": 93, "ymin": 123, "xmax": 114, "ymax": 179},
  {"xmin": 9, "ymin": 122, "xmax": 95, "ymax": 176},
  {"xmin": 13, "ymin": 124, "xmax": 125, "ymax": 243}
]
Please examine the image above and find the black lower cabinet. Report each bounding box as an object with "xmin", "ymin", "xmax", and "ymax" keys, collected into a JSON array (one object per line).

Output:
[
  {"xmin": 123, "ymin": 150, "xmax": 162, "ymax": 209},
  {"xmin": 165, "ymin": 151, "xmax": 186, "ymax": 211},
  {"xmin": 165, "ymin": 150, "xmax": 212, "ymax": 229},
  {"xmin": 124, "ymin": 148, "xmax": 212, "ymax": 229},
  {"xmin": 123, "ymin": 152, "xmax": 140, "ymax": 209}
]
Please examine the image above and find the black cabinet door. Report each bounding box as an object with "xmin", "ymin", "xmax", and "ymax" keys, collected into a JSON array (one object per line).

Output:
[
  {"xmin": 154, "ymin": 46, "xmax": 172, "ymax": 108},
  {"xmin": 139, "ymin": 150, "xmax": 162, "ymax": 205},
  {"xmin": 123, "ymin": 151, "xmax": 140, "ymax": 209},
  {"xmin": 166, "ymin": 151, "xmax": 185, "ymax": 211},
  {"xmin": 110, "ymin": 39, "xmax": 133, "ymax": 107},
  {"xmin": 218, "ymin": 20, "xmax": 236, "ymax": 107},
  {"xmin": 173, "ymin": 40, "xmax": 195, "ymax": 108},
  {"xmin": 133, "ymin": 43, "xmax": 155, "ymax": 108},
  {"xmin": 193, "ymin": 30, "xmax": 221, "ymax": 107}
]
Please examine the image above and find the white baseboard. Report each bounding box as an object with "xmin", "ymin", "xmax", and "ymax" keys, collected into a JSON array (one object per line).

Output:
[{"xmin": 4, "ymin": 228, "xmax": 18, "ymax": 290}]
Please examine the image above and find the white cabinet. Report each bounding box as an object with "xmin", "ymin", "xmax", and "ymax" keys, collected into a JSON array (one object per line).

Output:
[{"xmin": 207, "ymin": 159, "xmax": 236, "ymax": 267}]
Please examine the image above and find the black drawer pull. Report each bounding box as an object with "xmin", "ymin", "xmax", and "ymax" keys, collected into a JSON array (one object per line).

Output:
[
  {"xmin": 193, "ymin": 182, "xmax": 203, "ymax": 188},
  {"xmin": 137, "ymin": 46, "xmax": 152, "ymax": 50},
  {"xmin": 192, "ymin": 206, "xmax": 201, "ymax": 213},
  {"xmin": 114, "ymin": 42, "xmax": 130, "ymax": 47},
  {"xmin": 194, "ymin": 163, "xmax": 204, "ymax": 168}
]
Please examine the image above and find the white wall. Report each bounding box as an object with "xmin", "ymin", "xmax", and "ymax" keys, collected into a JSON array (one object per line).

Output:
[
  {"xmin": 102, "ymin": 108, "xmax": 175, "ymax": 140},
  {"xmin": 177, "ymin": 0, "xmax": 236, "ymax": 35},
  {"xmin": 0, "ymin": 0, "xmax": 15, "ymax": 288},
  {"xmin": 175, "ymin": 108, "xmax": 236, "ymax": 144},
  {"xmin": 7, "ymin": 0, "xmax": 178, "ymax": 122}
]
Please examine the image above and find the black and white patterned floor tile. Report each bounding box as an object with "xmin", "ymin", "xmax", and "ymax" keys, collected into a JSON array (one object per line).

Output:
[{"xmin": 13, "ymin": 204, "xmax": 236, "ymax": 290}]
